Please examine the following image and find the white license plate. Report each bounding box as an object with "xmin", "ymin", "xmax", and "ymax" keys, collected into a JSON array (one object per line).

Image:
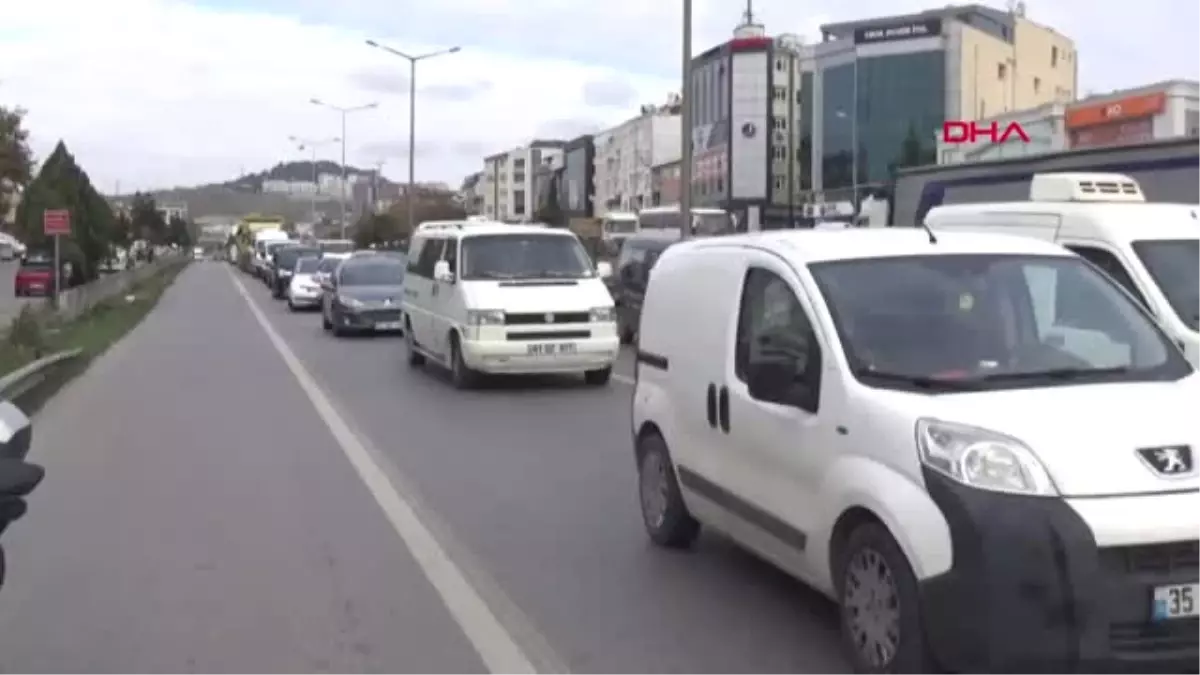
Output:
[
  {"xmin": 1152, "ymin": 583, "xmax": 1198, "ymax": 621},
  {"xmin": 526, "ymin": 342, "xmax": 577, "ymax": 356},
  {"xmin": 376, "ymin": 321, "xmax": 402, "ymax": 330}
]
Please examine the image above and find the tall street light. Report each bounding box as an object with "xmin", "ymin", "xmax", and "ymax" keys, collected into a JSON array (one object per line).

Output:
[
  {"xmin": 679, "ymin": 0, "xmax": 693, "ymax": 240},
  {"xmin": 364, "ymin": 40, "xmax": 461, "ymax": 231},
  {"xmin": 310, "ymin": 99, "xmax": 379, "ymax": 238},
  {"xmin": 288, "ymin": 134, "xmax": 341, "ymax": 228}
]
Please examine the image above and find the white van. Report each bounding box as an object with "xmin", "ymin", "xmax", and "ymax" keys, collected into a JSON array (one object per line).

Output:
[
  {"xmin": 926, "ymin": 173, "xmax": 1199, "ymax": 366},
  {"xmin": 252, "ymin": 229, "xmax": 290, "ymax": 278},
  {"xmin": 401, "ymin": 220, "xmax": 619, "ymax": 388},
  {"xmin": 632, "ymin": 228, "xmax": 1197, "ymax": 673}
]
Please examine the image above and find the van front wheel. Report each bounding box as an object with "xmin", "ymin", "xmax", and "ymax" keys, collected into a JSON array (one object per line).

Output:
[
  {"xmin": 449, "ymin": 334, "xmax": 478, "ymax": 389},
  {"xmin": 637, "ymin": 433, "xmax": 699, "ymax": 549},
  {"xmin": 836, "ymin": 522, "xmax": 933, "ymax": 674},
  {"xmin": 584, "ymin": 367, "xmax": 612, "ymax": 386}
]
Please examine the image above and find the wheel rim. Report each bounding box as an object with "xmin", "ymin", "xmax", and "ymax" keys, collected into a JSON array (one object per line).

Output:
[
  {"xmin": 639, "ymin": 451, "xmax": 670, "ymax": 529},
  {"xmin": 843, "ymin": 546, "xmax": 901, "ymax": 669}
]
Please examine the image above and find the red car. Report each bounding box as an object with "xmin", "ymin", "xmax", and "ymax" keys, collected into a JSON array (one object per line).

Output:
[{"xmin": 13, "ymin": 256, "xmax": 54, "ymax": 297}]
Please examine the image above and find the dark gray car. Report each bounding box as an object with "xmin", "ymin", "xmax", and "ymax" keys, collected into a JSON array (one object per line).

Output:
[{"xmin": 321, "ymin": 256, "xmax": 405, "ymax": 337}]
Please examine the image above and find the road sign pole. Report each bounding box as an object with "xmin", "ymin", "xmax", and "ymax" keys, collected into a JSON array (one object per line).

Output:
[
  {"xmin": 52, "ymin": 234, "xmax": 60, "ymax": 309},
  {"xmin": 42, "ymin": 209, "xmax": 71, "ymax": 309}
]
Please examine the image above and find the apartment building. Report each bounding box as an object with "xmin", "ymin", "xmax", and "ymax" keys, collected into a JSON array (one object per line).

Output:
[
  {"xmin": 936, "ymin": 79, "xmax": 1200, "ymax": 164},
  {"xmin": 592, "ymin": 97, "xmax": 682, "ymax": 216},
  {"xmin": 480, "ymin": 140, "xmax": 566, "ymax": 221},
  {"xmin": 560, "ymin": 135, "xmax": 595, "ymax": 219},
  {"xmin": 459, "ymin": 172, "xmax": 485, "ymax": 214},
  {"xmin": 793, "ymin": 2, "xmax": 1077, "ymax": 218}
]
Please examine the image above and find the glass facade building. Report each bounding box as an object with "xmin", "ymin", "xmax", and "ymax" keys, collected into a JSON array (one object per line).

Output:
[{"xmin": 820, "ymin": 51, "xmax": 945, "ymax": 197}]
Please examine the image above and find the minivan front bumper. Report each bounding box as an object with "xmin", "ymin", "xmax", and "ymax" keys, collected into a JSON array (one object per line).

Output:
[{"xmin": 918, "ymin": 468, "xmax": 1198, "ymax": 673}]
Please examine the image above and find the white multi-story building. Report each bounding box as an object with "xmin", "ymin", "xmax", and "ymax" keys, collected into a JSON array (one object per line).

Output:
[
  {"xmin": 592, "ymin": 99, "xmax": 682, "ymax": 215},
  {"xmin": 480, "ymin": 140, "xmax": 566, "ymax": 221}
]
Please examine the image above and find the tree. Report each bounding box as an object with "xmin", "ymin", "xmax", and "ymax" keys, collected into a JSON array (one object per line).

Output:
[
  {"xmin": 13, "ymin": 141, "xmax": 116, "ymax": 285},
  {"xmin": 896, "ymin": 123, "xmax": 936, "ymax": 170},
  {"xmin": 166, "ymin": 215, "xmax": 192, "ymax": 247},
  {"xmin": 281, "ymin": 220, "xmax": 297, "ymax": 236},
  {"xmin": 0, "ymin": 106, "xmax": 34, "ymax": 225},
  {"xmin": 352, "ymin": 211, "xmax": 400, "ymax": 249},
  {"xmin": 129, "ymin": 192, "xmax": 166, "ymax": 245}
]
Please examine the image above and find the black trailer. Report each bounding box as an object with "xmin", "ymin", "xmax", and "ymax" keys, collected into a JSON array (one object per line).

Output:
[{"xmin": 889, "ymin": 136, "xmax": 1199, "ymax": 226}]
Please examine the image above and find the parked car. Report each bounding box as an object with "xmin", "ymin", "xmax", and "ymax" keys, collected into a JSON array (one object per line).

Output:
[
  {"xmin": 268, "ymin": 245, "xmax": 320, "ymax": 299},
  {"xmin": 13, "ymin": 254, "xmax": 54, "ymax": 297},
  {"xmin": 286, "ymin": 256, "xmax": 323, "ymax": 311}
]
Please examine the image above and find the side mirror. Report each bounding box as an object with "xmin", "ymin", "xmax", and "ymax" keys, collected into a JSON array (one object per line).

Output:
[
  {"xmin": 0, "ymin": 401, "xmax": 32, "ymax": 461},
  {"xmin": 596, "ymin": 261, "xmax": 613, "ymax": 279},
  {"xmin": 745, "ymin": 359, "xmax": 797, "ymax": 404},
  {"xmin": 433, "ymin": 260, "xmax": 455, "ymax": 283}
]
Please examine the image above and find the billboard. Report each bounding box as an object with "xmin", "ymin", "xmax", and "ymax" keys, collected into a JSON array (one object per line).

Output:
[{"xmin": 729, "ymin": 51, "xmax": 768, "ymax": 200}]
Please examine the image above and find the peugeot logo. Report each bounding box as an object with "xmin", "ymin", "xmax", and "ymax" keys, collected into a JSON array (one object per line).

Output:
[
  {"xmin": 544, "ymin": 313, "xmax": 555, "ymax": 323},
  {"xmin": 383, "ymin": 298, "xmax": 393, "ymax": 306},
  {"xmin": 1137, "ymin": 445, "xmax": 1194, "ymax": 477}
]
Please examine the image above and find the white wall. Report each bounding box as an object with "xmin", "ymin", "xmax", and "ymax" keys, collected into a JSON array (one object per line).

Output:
[{"xmin": 593, "ymin": 112, "xmax": 681, "ymax": 216}]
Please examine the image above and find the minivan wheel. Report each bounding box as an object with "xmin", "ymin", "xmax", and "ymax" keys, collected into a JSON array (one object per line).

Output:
[
  {"xmin": 449, "ymin": 334, "xmax": 478, "ymax": 389},
  {"xmin": 637, "ymin": 433, "xmax": 699, "ymax": 549},
  {"xmin": 836, "ymin": 523, "xmax": 932, "ymax": 674},
  {"xmin": 584, "ymin": 366, "xmax": 612, "ymax": 386},
  {"xmin": 618, "ymin": 322, "xmax": 635, "ymax": 345},
  {"xmin": 405, "ymin": 321, "xmax": 425, "ymax": 366}
]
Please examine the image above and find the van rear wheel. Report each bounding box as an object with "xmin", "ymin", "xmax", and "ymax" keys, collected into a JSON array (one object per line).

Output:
[
  {"xmin": 836, "ymin": 522, "xmax": 933, "ymax": 674},
  {"xmin": 584, "ymin": 366, "xmax": 612, "ymax": 386},
  {"xmin": 637, "ymin": 433, "xmax": 699, "ymax": 549}
]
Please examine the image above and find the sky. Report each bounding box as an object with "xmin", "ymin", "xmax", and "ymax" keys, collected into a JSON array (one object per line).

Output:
[{"xmin": 1, "ymin": 0, "xmax": 1196, "ymax": 193}]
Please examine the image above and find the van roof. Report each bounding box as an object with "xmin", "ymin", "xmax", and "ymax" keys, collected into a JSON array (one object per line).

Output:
[
  {"xmin": 679, "ymin": 228, "xmax": 1074, "ymax": 264},
  {"xmin": 928, "ymin": 202, "xmax": 1200, "ymax": 243},
  {"xmin": 415, "ymin": 220, "xmax": 574, "ymax": 238}
]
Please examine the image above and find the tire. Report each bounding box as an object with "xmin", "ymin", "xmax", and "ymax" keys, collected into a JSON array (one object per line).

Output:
[
  {"xmin": 405, "ymin": 319, "xmax": 425, "ymax": 366},
  {"xmin": 584, "ymin": 366, "xmax": 612, "ymax": 386},
  {"xmin": 449, "ymin": 334, "xmax": 478, "ymax": 390},
  {"xmin": 618, "ymin": 322, "xmax": 635, "ymax": 346},
  {"xmin": 287, "ymin": 298, "xmax": 297, "ymax": 312},
  {"xmin": 636, "ymin": 433, "xmax": 700, "ymax": 549},
  {"xmin": 835, "ymin": 522, "xmax": 933, "ymax": 674}
]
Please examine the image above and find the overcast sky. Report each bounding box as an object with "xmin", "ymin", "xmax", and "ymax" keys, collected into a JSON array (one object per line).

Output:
[{"xmin": 2, "ymin": 0, "xmax": 1195, "ymax": 193}]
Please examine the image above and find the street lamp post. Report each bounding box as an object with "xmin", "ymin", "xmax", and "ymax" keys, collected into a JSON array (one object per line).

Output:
[
  {"xmin": 310, "ymin": 99, "xmax": 379, "ymax": 239},
  {"xmin": 679, "ymin": 0, "xmax": 693, "ymax": 240},
  {"xmin": 288, "ymin": 135, "xmax": 341, "ymax": 227},
  {"xmin": 364, "ymin": 40, "xmax": 461, "ymax": 231}
]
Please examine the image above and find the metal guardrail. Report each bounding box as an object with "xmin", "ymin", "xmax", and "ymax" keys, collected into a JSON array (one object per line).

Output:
[{"xmin": 0, "ymin": 349, "xmax": 85, "ymax": 416}]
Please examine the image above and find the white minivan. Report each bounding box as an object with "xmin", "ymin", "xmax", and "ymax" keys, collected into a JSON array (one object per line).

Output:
[
  {"xmin": 401, "ymin": 220, "xmax": 619, "ymax": 388},
  {"xmin": 632, "ymin": 228, "xmax": 1198, "ymax": 673},
  {"xmin": 926, "ymin": 172, "xmax": 1199, "ymax": 366}
]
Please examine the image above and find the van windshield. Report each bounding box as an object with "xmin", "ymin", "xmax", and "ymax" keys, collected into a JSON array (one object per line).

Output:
[
  {"xmin": 460, "ymin": 234, "xmax": 595, "ymax": 280},
  {"xmin": 1132, "ymin": 239, "xmax": 1199, "ymax": 331},
  {"xmin": 810, "ymin": 253, "xmax": 1191, "ymax": 392}
]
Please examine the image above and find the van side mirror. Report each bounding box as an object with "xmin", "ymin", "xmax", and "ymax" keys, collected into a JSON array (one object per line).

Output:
[
  {"xmin": 433, "ymin": 260, "xmax": 455, "ymax": 283},
  {"xmin": 0, "ymin": 401, "xmax": 33, "ymax": 461},
  {"xmin": 596, "ymin": 261, "xmax": 613, "ymax": 279}
]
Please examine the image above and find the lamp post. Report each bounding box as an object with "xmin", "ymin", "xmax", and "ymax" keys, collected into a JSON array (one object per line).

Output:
[
  {"xmin": 288, "ymin": 135, "xmax": 341, "ymax": 227},
  {"xmin": 310, "ymin": 99, "xmax": 379, "ymax": 238},
  {"xmin": 679, "ymin": 0, "xmax": 693, "ymax": 240},
  {"xmin": 364, "ymin": 40, "xmax": 461, "ymax": 231}
]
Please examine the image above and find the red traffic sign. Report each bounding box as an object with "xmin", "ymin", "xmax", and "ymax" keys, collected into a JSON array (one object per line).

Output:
[{"xmin": 43, "ymin": 209, "xmax": 71, "ymax": 236}]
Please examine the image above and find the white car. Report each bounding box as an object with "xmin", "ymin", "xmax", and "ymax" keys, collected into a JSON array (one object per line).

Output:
[
  {"xmin": 401, "ymin": 220, "xmax": 618, "ymax": 388},
  {"xmin": 286, "ymin": 255, "xmax": 324, "ymax": 310},
  {"xmin": 632, "ymin": 228, "xmax": 1198, "ymax": 673}
]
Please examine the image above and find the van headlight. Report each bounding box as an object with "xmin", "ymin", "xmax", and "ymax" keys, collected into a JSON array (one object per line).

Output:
[
  {"xmin": 915, "ymin": 419, "xmax": 1057, "ymax": 496},
  {"xmin": 589, "ymin": 306, "xmax": 615, "ymax": 322},
  {"xmin": 467, "ymin": 309, "xmax": 505, "ymax": 326},
  {"xmin": 339, "ymin": 295, "xmax": 364, "ymax": 308}
]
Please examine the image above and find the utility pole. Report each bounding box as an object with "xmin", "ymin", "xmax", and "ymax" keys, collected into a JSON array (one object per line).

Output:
[
  {"xmin": 679, "ymin": 0, "xmax": 693, "ymax": 240},
  {"xmin": 364, "ymin": 40, "xmax": 462, "ymax": 231},
  {"xmin": 310, "ymin": 99, "xmax": 378, "ymax": 238}
]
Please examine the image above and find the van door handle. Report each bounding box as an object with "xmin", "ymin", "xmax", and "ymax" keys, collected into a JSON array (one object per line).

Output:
[
  {"xmin": 717, "ymin": 385, "xmax": 730, "ymax": 434},
  {"xmin": 705, "ymin": 384, "xmax": 717, "ymax": 428}
]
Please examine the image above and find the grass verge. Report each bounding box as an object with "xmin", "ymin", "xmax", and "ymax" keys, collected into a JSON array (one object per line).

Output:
[{"xmin": 0, "ymin": 261, "xmax": 189, "ymax": 413}]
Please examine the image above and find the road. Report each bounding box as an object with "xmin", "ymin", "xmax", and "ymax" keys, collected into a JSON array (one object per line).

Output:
[{"xmin": 0, "ymin": 261, "xmax": 848, "ymax": 673}]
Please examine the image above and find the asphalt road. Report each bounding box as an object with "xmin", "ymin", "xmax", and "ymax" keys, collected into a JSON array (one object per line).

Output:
[{"xmin": 0, "ymin": 261, "xmax": 849, "ymax": 673}]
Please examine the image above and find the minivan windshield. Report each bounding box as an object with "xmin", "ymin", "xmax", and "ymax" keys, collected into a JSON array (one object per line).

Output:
[
  {"xmin": 276, "ymin": 247, "xmax": 319, "ymax": 270},
  {"xmin": 810, "ymin": 254, "xmax": 1191, "ymax": 392},
  {"xmin": 1131, "ymin": 238, "xmax": 1199, "ymax": 331},
  {"xmin": 340, "ymin": 260, "xmax": 404, "ymax": 286},
  {"xmin": 460, "ymin": 234, "xmax": 594, "ymax": 280},
  {"xmin": 295, "ymin": 256, "xmax": 321, "ymax": 274}
]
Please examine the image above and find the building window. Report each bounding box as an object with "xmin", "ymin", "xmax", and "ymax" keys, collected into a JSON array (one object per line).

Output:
[
  {"xmin": 997, "ymin": 63, "xmax": 1007, "ymax": 80},
  {"xmin": 775, "ymin": 58, "xmax": 784, "ymax": 71},
  {"xmin": 774, "ymin": 86, "xmax": 787, "ymax": 101},
  {"xmin": 795, "ymin": 90, "xmax": 803, "ymax": 104},
  {"xmin": 513, "ymin": 191, "xmax": 526, "ymax": 215},
  {"xmin": 773, "ymin": 176, "xmax": 785, "ymax": 191},
  {"xmin": 514, "ymin": 158, "xmax": 526, "ymax": 169},
  {"xmin": 772, "ymin": 116, "xmax": 787, "ymax": 130},
  {"xmin": 772, "ymin": 145, "xmax": 787, "ymax": 159},
  {"xmin": 1051, "ymin": 46, "xmax": 1058, "ymax": 67},
  {"xmin": 1033, "ymin": 77, "xmax": 1041, "ymax": 94}
]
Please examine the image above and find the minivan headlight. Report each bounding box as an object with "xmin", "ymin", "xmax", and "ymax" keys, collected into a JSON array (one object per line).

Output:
[
  {"xmin": 915, "ymin": 419, "xmax": 1057, "ymax": 496},
  {"xmin": 339, "ymin": 295, "xmax": 364, "ymax": 308},
  {"xmin": 589, "ymin": 306, "xmax": 615, "ymax": 322},
  {"xmin": 467, "ymin": 309, "xmax": 505, "ymax": 326}
]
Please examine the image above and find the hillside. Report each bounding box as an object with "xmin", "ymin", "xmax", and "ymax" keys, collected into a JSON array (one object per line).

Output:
[{"xmin": 222, "ymin": 160, "xmax": 395, "ymax": 192}]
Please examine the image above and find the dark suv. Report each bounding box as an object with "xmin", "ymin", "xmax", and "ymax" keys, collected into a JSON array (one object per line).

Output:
[{"xmin": 269, "ymin": 245, "xmax": 320, "ymax": 299}]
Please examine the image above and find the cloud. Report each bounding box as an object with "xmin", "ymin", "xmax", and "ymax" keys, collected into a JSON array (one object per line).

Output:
[
  {"xmin": 0, "ymin": 0, "xmax": 1191, "ymax": 193},
  {"xmin": 356, "ymin": 139, "xmax": 440, "ymax": 160},
  {"xmin": 582, "ymin": 79, "xmax": 638, "ymax": 108}
]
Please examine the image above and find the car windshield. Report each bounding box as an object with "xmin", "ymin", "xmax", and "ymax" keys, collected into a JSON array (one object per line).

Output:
[
  {"xmin": 316, "ymin": 257, "xmax": 341, "ymax": 274},
  {"xmin": 321, "ymin": 241, "xmax": 354, "ymax": 254},
  {"xmin": 809, "ymin": 253, "xmax": 1191, "ymax": 392},
  {"xmin": 1131, "ymin": 238, "xmax": 1199, "ymax": 331},
  {"xmin": 295, "ymin": 257, "xmax": 321, "ymax": 274},
  {"xmin": 21, "ymin": 257, "xmax": 51, "ymax": 269},
  {"xmin": 340, "ymin": 261, "xmax": 404, "ymax": 286},
  {"xmin": 460, "ymin": 234, "xmax": 594, "ymax": 280},
  {"xmin": 275, "ymin": 247, "xmax": 318, "ymax": 269}
]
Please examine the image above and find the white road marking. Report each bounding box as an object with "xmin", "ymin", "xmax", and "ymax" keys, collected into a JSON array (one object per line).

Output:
[{"xmin": 229, "ymin": 269, "xmax": 537, "ymax": 675}]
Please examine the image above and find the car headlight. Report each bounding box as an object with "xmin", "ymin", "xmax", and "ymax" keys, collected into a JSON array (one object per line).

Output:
[
  {"xmin": 915, "ymin": 418, "xmax": 1057, "ymax": 496},
  {"xmin": 339, "ymin": 295, "xmax": 364, "ymax": 308},
  {"xmin": 467, "ymin": 309, "xmax": 505, "ymax": 326},
  {"xmin": 589, "ymin": 306, "xmax": 616, "ymax": 322}
]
